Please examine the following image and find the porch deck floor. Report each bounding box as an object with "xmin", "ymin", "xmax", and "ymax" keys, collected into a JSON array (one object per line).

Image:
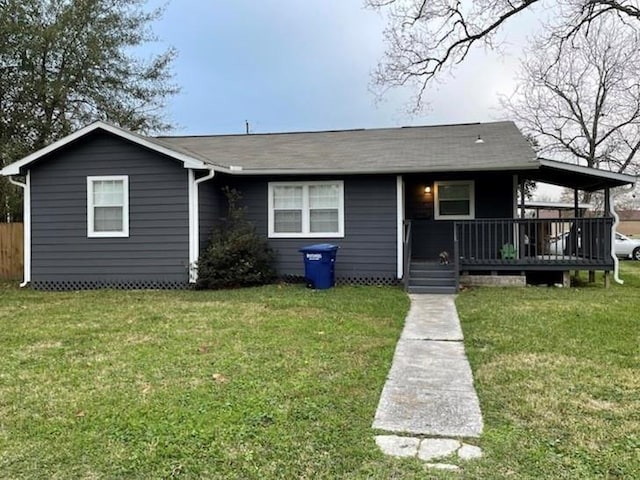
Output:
[{"xmin": 459, "ymin": 254, "xmax": 612, "ymax": 270}]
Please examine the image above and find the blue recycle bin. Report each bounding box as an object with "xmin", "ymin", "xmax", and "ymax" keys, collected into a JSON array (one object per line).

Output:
[{"xmin": 299, "ymin": 244, "xmax": 339, "ymax": 289}]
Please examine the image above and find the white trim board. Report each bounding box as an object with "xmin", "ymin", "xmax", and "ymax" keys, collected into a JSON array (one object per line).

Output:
[
  {"xmin": 434, "ymin": 180, "xmax": 476, "ymax": 220},
  {"xmin": 0, "ymin": 121, "xmax": 209, "ymax": 176},
  {"xmin": 396, "ymin": 176, "xmax": 404, "ymax": 280},
  {"xmin": 87, "ymin": 175, "xmax": 129, "ymax": 238},
  {"xmin": 9, "ymin": 174, "xmax": 30, "ymax": 286},
  {"xmin": 267, "ymin": 180, "xmax": 345, "ymax": 238},
  {"xmin": 188, "ymin": 169, "xmax": 216, "ymax": 283}
]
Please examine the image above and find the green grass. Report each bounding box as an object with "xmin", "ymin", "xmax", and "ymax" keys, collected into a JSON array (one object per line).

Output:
[
  {"xmin": 0, "ymin": 284, "xmax": 431, "ymax": 479},
  {"xmin": 1, "ymin": 266, "xmax": 639, "ymax": 479},
  {"xmin": 456, "ymin": 262, "xmax": 640, "ymax": 479}
]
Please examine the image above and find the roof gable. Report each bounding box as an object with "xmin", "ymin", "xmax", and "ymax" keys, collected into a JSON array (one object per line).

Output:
[{"xmin": 0, "ymin": 121, "xmax": 208, "ymax": 176}]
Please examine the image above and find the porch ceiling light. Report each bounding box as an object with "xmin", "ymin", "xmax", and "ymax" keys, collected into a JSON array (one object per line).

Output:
[{"xmin": 475, "ymin": 135, "xmax": 484, "ymax": 144}]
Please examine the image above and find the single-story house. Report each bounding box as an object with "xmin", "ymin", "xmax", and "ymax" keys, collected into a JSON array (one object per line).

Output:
[{"xmin": 1, "ymin": 120, "xmax": 635, "ymax": 292}]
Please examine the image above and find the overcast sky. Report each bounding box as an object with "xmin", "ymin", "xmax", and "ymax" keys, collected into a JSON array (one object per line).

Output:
[
  {"xmin": 148, "ymin": 1, "xmax": 544, "ymax": 136},
  {"xmin": 147, "ymin": 1, "xmax": 563, "ymax": 198}
]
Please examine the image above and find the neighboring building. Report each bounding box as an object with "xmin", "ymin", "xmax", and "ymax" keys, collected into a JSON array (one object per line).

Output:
[
  {"xmin": 617, "ymin": 210, "xmax": 640, "ymax": 237},
  {"xmin": 1, "ymin": 121, "xmax": 635, "ymax": 292}
]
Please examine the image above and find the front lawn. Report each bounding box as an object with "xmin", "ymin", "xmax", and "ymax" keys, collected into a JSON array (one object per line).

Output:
[
  {"xmin": 0, "ymin": 285, "xmax": 424, "ymax": 479},
  {"xmin": 456, "ymin": 262, "xmax": 640, "ymax": 479},
  {"xmin": 1, "ymin": 264, "xmax": 638, "ymax": 479}
]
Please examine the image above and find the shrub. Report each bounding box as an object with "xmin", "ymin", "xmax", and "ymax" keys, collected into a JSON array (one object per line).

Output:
[{"xmin": 196, "ymin": 187, "xmax": 275, "ymax": 289}]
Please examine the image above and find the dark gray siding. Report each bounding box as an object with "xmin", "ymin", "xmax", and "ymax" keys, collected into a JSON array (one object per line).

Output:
[
  {"xmin": 30, "ymin": 131, "xmax": 190, "ymax": 288},
  {"xmin": 211, "ymin": 175, "xmax": 399, "ymax": 281},
  {"xmin": 405, "ymin": 172, "xmax": 515, "ymax": 259},
  {"xmin": 198, "ymin": 177, "xmax": 223, "ymax": 252},
  {"xmin": 474, "ymin": 173, "xmax": 514, "ymax": 218}
]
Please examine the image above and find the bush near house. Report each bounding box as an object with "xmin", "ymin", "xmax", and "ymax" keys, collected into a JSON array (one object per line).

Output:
[{"xmin": 197, "ymin": 187, "xmax": 275, "ymax": 289}]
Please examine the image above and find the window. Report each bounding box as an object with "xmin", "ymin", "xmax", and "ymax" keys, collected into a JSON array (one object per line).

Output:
[
  {"xmin": 268, "ymin": 181, "xmax": 344, "ymax": 237},
  {"xmin": 434, "ymin": 181, "xmax": 475, "ymax": 220},
  {"xmin": 87, "ymin": 176, "xmax": 129, "ymax": 237}
]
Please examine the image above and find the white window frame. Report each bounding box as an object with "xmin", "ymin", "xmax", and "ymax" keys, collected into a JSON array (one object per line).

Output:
[
  {"xmin": 434, "ymin": 180, "xmax": 475, "ymax": 220},
  {"xmin": 87, "ymin": 175, "xmax": 129, "ymax": 238},
  {"xmin": 268, "ymin": 181, "xmax": 345, "ymax": 238}
]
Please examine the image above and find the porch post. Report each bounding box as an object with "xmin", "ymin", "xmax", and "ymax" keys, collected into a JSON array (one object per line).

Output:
[
  {"xmin": 520, "ymin": 180, "xmax": 526, "ymax": 219},
  {"xmin": 518, "ymin": 178, "xmax": 525, "ymax": 260},
  {"xmin": 574, "ymin": 189, "xmax": 580, "ymax": 278}
]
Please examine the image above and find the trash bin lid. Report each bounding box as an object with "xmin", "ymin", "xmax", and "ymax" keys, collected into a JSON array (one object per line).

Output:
[{"xmin": 299, "ymin": 243, "xmax": 339, "ymax": 253}]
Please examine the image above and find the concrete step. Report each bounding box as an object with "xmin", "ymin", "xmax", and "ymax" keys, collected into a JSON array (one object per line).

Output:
[{"xmin": 407, "ymin": 285, "xmax": 458, "ymax": 294}]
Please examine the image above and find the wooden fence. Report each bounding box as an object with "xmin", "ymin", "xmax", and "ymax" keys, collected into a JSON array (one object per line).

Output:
[{"xmin": 0, "ymin": 223, "xmax": 23, "ymax": 280}]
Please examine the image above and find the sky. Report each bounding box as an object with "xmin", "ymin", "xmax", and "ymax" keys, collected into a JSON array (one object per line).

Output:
[
  {"xmin": 145, "ymin": 1, "xmax": 563, "ymax": 198},
  {"xmin": 147, "ymin": 0, "xmax": 542, "ymax": 136}
]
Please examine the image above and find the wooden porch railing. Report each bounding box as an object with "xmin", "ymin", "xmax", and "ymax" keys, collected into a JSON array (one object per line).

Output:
[{"xmin": 453, "ymin": 217, "xmax": 613, "ymax": 266}]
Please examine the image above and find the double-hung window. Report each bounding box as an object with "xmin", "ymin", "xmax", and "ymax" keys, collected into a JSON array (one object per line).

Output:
[
  {"xmin": 87, "ymin": 175, "xmax": 129, "ymax": 237},
  {"xmin": 268, "ymin": 181, "xmax": 344, "ymax": 237},
  {"xmin": 434, "ymin": 180, "xmax": 475, "ymax": 220}
]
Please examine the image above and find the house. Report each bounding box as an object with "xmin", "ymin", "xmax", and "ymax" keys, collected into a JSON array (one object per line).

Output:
[
  {"xmin": 1, "ymin": 120, "xmax": 635, "ymax": 292},
  {"xmin": 616, "ymin": 209, "xmax": 640, "ymax": 237}
]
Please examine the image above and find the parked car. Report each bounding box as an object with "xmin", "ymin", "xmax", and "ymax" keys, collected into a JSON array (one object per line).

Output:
[
  {"xmin": 614, "ymin": 232, "xmax": 640, "ymax": 260},
  {"xmin": 549, "ymin": 231, "xmax": 640, "ymax": 260}
]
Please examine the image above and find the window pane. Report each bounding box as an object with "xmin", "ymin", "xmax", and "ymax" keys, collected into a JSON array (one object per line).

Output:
[
  {"xmin": 273, "ymin": 186, "xmax": 302, "ymax": 209},
  {"xmin": 310, "ymin": 209, "xmax": 339, "ymax": 233},
  {"xmin": 274, "ymin": 210, "xmax": 302, "ymax": 233},
  {"xmin": 439, "ymin": 184, "xmax": 469, "ymax": 201},
  {"xmin": 93, "ymin": 180, "xmax": 124, "ymax": 206},
  {"xmin": 94, "ymin": 206, "xmax": 123, "ymax": 232},
  {"xmin": 439, "ymin": 200, "xmax": 470, "ymax": 216},
  {"xmin": 309, "ymin": 184, "xmax": 338, "ymax": 209}
]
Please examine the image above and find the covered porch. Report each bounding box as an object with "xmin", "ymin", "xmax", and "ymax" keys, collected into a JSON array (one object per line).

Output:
[{"xmin": 401, "ymin": 160, "xmax": 636, "ymax": 292}]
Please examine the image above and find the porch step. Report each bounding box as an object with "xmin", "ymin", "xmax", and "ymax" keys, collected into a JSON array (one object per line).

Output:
[
  {"xmin": 407, "ymin": 285, "xmax": 458, "ymax": 294},
  {"xmin": 409, "ymin": 277, "xmax": 457, "ymax": 287},
  {"xmin": 407, "ymin": 261, "xmax": 458, "ymax": 294},
  {"xmin": 410, "ymin": 268, "xmax": 456, "ymax": 278}
]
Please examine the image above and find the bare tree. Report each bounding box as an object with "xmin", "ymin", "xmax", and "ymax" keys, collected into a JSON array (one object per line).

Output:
[
  {"xmin": 501, "ymin": 15, "xmax": 640, "ymax": 178},
  {"xmin": 366, "ymin": 0, "xmax": 640, "ymax": 108}
]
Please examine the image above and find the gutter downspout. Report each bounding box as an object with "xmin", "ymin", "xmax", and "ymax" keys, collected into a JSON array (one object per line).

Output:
[
  {"xmin": 609, "ymin": 188, "xmax": 623, "ymax": 285},
  {"xmin": 9, "ymin": 173, "xmax": 30, "ymax": 287},
  {"xmin": 188, "ymin": 168, "xmax": 215, "ymax": 283}
]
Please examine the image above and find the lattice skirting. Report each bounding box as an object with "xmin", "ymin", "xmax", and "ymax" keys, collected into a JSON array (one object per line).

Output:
[
  {"xmin": 280, "ymin": 275, "xmax": 399, "ymax": 287},
  {"xmin": 31, "ymin": 279, "xmax": 189, "ymax": 291},
  {"xmin": 31, "ymin": 276, "xmax": 399, "ymax": 291},
  {"xmin": 336, "ymin": 276, "xmax": 399, "ymax": 286}
]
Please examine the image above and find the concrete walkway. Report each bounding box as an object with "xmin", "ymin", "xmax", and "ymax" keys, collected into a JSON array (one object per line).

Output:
[{"xmin": 372, "ymin": 294, "xmax": 483, "ymax": 438}]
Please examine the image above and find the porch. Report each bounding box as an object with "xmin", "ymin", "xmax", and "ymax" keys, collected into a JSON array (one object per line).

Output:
[
  {"xmin": 454, "ymin": 217, "xmax": 613, "ymax": 270},
  {"xmin": 403, "ymin": 217, "xmax": 615, "ymax": 293}
]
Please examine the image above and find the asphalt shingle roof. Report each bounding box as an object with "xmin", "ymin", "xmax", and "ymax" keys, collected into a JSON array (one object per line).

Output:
[{"xmin": 154, "ymin": 121, "xmax": 539, "ymax": 174}]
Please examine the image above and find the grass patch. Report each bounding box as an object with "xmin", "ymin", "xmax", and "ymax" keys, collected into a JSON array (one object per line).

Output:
[
  {"xmin": 0, "ymin": 284, "xmax": 433, "ymax": 479},
  {"xmin": 2, "ymin": 265, "xmax": 639, "ymax": 479},
  {"xmin": 456, "ymin": 262, "xmax": 640, "ymax": 479}
]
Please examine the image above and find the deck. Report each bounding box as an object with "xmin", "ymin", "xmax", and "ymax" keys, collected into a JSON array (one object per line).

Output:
[{"xmin": 453, "ymin": 217, "xmax": 614, "ymax": 272}]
